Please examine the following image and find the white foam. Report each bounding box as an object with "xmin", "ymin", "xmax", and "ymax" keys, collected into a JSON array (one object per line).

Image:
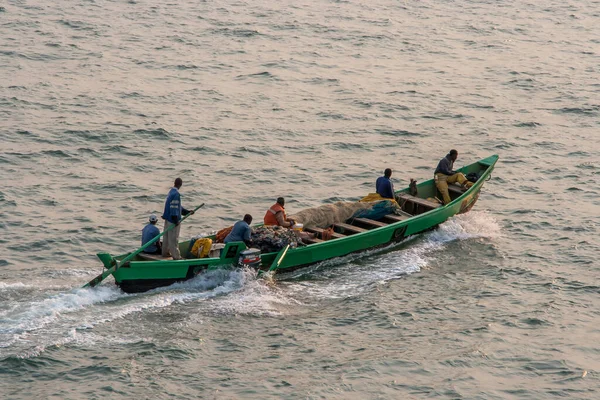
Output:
[
  {"xmin": 206, "ymin": 268, "xmax": 302, "ymax": 317},
  {"xmin": 41, "ymin": 268, "xmax": 98, "ymax": 277},
  {"xmin": 2, "ymin": 211, "xmax": 502, "ymax": 359},
  {"xmin": 280, "ymin": 211, "xmax": 501, "ymax": 300},
  {"xmin": 429, "ymin": 210, "xmax": 501, "ymax": 243},
  {"xmin": 0, "ymin": 268, "xmax": 278, "ymax": 359},
  {"xmin": 1, "ymin": 286, "xmax": 124, "ymax": 337},
  {"xmin": 0, "ymin": 282, "xmax": 29, "ymax": 290}
]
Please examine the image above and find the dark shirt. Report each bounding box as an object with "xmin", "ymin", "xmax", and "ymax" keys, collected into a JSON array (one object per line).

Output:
[
  {"xmin": 141, "ymin": 223, "xmax": 160, "ymax": 253},
  {"xmin": 435, "ymin": 155, "xmax": 456, "ymax": 176},
  {"xmin": 375, "ymin": 176, "xmax": 395, "ymax": 199},
  {"xmin": 161, "ymin": 187, "xmax": 190, "ymax": 223},
  {"xmin": 224, "ymin": 221, "xmax": 252, "ymax": 243}
]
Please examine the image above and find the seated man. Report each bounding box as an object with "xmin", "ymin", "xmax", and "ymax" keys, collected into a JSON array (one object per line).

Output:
[
  {"xmin": 375, "ymin": 168, "xmax": 395, "ymax": 199},
  {"xmin": 224, "ymin": 214, "xmax": 253, "ymax": 244},
  {"xmin": 141, "ymin": 214, "xmax": 162, "ymax": 254},
  {"xmin": 434, "ymin": 149, "xmax": 473, "ymax": 205},
  {"xmin": 264, "ymin": 197, "xmax": 295, "ymax": 227},
  {"xmin": 263, "ymin": 197, "xmax": 316, "ymax": 241}
]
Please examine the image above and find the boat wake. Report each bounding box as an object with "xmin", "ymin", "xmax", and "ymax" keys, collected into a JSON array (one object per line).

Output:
[
  {"xmin": 0, "ymin": 268, "xmax": 280, "ymax": 359},
  {"xmin": 279, "ymin": 210, "xmax": 501, "ymax": 300},
  {"xmin": 430, "ymin": 210, "xmax": 501, "ymax": 243},
  {"xmin": 0, "ymin": 211, "xmax": 500, "ymax": 359}
]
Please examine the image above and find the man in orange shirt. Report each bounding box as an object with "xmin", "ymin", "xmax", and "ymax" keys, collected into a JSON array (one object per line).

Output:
[
  {"xmin": 263, "ymin": 197, "xmax": 316, "ymax": 241},
  {"xmin": 264, "ymin": 197, "xmax": 295, "ymax": 227}
]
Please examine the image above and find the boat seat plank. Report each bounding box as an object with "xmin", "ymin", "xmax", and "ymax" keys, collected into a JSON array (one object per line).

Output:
[
  {"xmin": 138, "ymin": 253, "xmax": 173, "ymax": 262},
  {"xmin": 352, "ymin": 217, "xmax": 388, "ymax": 228},
  {"xmin": 304, "ymin": 237, "xmax": 324, "ymax": 245},
  {"xmin": 396, "ymin": 210, "xmax": 414, "ymax": 218},
  {"xmin": 383, "ymin": 214, "xmax": 410, "ymax": 223},
  {"xmin": 447, "ymin": 184, "xmax": 467, "ymax": 195},
  {"xmin": 304, "ymin": 227, "xmax": 346, "ymax": 239},
  {"xmin": 396, "ymin": 193, "xmax": 441, "ymax": 210},
  {"xmin": 333, "ymin": 222, "xmax": 368, "ymax": 234}
]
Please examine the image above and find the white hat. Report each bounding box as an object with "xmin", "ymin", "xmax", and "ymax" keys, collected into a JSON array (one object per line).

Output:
[{"xmin": 149, "ymin": 214, "xmax": 158, "ymax": 222}]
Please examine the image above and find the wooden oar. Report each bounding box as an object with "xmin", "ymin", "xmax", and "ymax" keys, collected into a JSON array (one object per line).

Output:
[
  {"xmin": 268, "ymin": 244, "xmax": 290, "ymax": 273},
  {"xmin": 83, "ymin": 203, "xmax": 205, "ymax": 288}
]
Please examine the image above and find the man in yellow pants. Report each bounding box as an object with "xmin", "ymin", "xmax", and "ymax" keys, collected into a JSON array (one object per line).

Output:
[{"xmin": 434, "ymin": 149, "xmax": 473, "ymax": 205}]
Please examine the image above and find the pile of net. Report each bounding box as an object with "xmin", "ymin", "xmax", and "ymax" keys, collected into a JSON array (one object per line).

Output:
[
  {"xmin": 288, "ymin": 199, "xmax": 402, "ymax": 228},
  {"xmin": 249, "ymin": 226, "xmax": 302, "ymax": 254},
  {"xmin": 288, "ymin": 201, "xmax": 370, "ymax": 229},
  {"xmin": 353, "ymin": 198, "xmax": 403, "ymax": 221}
]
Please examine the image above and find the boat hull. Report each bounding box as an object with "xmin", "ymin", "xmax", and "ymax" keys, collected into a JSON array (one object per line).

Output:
[{"xmin": 106, "ymin": 155, "xmax": 498, "ymax": 293}]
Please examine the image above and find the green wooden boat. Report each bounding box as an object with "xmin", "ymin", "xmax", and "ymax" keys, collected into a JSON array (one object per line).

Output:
[{"xmin": 90, "ymin": 155, "xmax": 498, "ymax": 293}]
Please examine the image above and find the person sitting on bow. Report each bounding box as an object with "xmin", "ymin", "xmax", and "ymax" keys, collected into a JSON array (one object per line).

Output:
[{"xmin": 434, "ymin": 149, "xmax": 473, "ymax": 205}]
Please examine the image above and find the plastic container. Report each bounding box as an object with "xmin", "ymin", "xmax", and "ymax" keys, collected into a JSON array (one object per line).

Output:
[
  {"xmin": 209, "ymin": 243, "xmax": 225, "ymax": 258},
  {"xmin": 292, "ymin": 223, "xmax": 304, "ymax": 232}
]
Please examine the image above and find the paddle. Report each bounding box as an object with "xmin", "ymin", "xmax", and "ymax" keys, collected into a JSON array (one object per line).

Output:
[
  {"xmin": 268, "ymin": 244, "xmax": 290, "ymax": 273},
  {"xmin": 83, "ymin": 203, "xmax": 205, "ymax": 288}
]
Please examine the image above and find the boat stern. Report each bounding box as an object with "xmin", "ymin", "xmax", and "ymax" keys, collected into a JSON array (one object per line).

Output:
[{"xmin": 97, "ymin": 252, "xmax": 116, "ymax": 269}]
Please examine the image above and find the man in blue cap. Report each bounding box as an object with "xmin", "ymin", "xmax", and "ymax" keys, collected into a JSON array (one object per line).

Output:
[{"xmin": 141, "ymin": 214, "xmax": 162, "ymax": 254}]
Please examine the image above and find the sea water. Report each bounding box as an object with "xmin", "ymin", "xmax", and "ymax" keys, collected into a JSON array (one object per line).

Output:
[{"xmin": 1, "ymin": 0, "xmax": 599, "ymax": 398}]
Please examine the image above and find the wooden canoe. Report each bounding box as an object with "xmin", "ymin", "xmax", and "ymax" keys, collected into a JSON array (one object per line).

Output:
[{"xmin": 95, "ymin": 155, "xmax": 498, "ymax": 293}]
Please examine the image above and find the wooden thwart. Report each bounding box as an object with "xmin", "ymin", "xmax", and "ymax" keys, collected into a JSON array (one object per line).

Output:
[
  {"xmin": 352, "ymin": 217, "xmax": 388, "ymax": 228},
  {"xmin": 138, "ymin": 253, "xmax": 173, "ymax": 262},
  {"xmin": 383, "ymin": 213, "xmax": 410, "ymax": 223},
  {"xmin": 447, "ymin": 184, "xmax": 466, "ymax": 195},
  {"xmin": 304, "ymin": 237, "xmax": 324, "ymax": 245},
  {"xmin": 397, "ymin": 210, "xmax": 414, "ymax": 218},
  {"xmin": 396, "ymin": 193, "xmax": 441, "ymax": 210},
  {"xmin": 304, "ymin": 227, "xmax": 346, "ymax": 239},
  {"xmin": 333, "ymin": 222, "xmax": 368, "ymax": 234}
]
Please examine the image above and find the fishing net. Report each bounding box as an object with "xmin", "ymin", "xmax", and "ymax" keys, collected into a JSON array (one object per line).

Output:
[
  {"xmin": 249, "ymin": 226, "xmax": 302, "ymax": 254},
  {"xmin": 353, "ymin": 199, "xmax": 402, "ymax": 220},
  {"xmin": 214, "ymin": 226, "xmax": 233, "ymax": 243},
  {"xmin": 288, "ymin": 201, "xmax": 370, "ymax": 228},
  {"xmin": 289, "ymin": 197, "xmax": 404, "ymax": 228}
]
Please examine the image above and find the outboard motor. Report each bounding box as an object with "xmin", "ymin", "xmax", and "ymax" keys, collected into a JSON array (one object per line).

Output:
[{"xmin": 238, "ymin": 248, "xmax": 261, "ymax": 269}]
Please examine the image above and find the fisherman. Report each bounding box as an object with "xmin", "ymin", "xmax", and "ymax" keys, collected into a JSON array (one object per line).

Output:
[
  {"xmin": 434, "ymin": 149, "xmax": 473, "ymax": 205},
  {"xmin": 161, "ymin": 177, "xmax": 194, "ymax": 260},
  {"xmin": 263, "ymin": 197, "xmax": 316, "ymax": 241},
  {"xmin": 375, "ymin": 168, "xmax": 395, "ymax": 199},
  {"xmin": 141, "ymin": 214, "xmax": 162, "ymax": 254},
  {"xmin": 264, "ymin": 197, "xmax": 295, "ymax": 227},
  {"xmin": 224, "ymin": 214, "xmax": 253, "ymax": 244}
]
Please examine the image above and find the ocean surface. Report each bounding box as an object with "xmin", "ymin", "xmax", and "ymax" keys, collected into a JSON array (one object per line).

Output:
[{"xmin": 1, "ymin": 0, "xmax": 599, "ymax": 398}]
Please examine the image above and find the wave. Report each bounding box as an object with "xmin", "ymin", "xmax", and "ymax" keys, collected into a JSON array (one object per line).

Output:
[
  {"xmin": 0, "ymin": 268, "xmax": 283, "ymax": 359},
  {"xmin": 0, "ymin": 211, "xmax": 500, "ymax": 359}
]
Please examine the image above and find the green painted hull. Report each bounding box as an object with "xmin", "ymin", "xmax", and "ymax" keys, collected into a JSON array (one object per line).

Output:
[{"xmin": 100, "ymin": 155, "xmax": 498, "ymax": 293}]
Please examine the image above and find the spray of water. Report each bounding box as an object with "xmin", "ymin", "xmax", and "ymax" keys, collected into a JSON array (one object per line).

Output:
[
  {"xmin": 0, "ymin": 211, "xmax": 500, "ymax": 359},
  {"xmin": 281, "ymin": 211, "xmax": 501, "ymax": 299}
]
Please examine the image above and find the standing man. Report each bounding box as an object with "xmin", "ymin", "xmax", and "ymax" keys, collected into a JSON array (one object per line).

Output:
[
  {"xmin": 375, "ymin": 168, "xmax": 395, "ymax": 199},
  {"xmin": 141, "ymin": 214, "xmax": 162, "ymax": 254},
  {"xmin": 434, "ymin": 149, "xmax": 473, "ymax": 205},
  {"xmin": 162, "ymin": 177, "xmax": 194, "ymax": 260}
]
